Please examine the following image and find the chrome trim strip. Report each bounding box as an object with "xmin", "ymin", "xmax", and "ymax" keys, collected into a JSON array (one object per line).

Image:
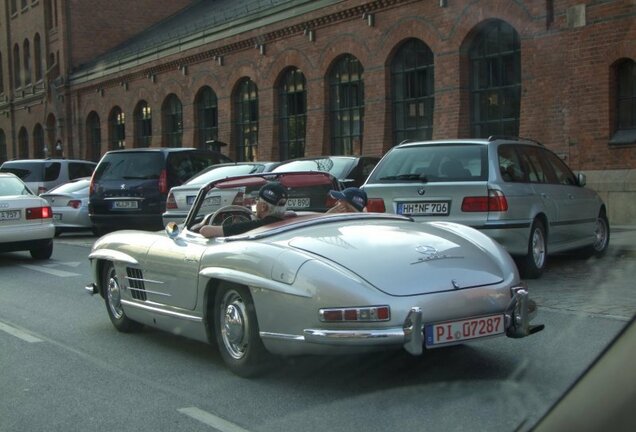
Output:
[
  {"xmin": 303, "ymin": 327, "xmax": 405, "ymax": 346},
  {"xmin": 260, "ymin": 332, "xmax": 305, "ymax": 341},
  {"xmin": 120, "ymin": 299, "xmax": 202, "ymax": 322},
  {"xmin": 125, "ymin": 276, "xmax": 164, "ymax": 285},
  {"xmin": 125, "ymin": 286, "xmax": 171, "ymax": 297},
  {"xmin": 88, "ymin": 249, "xmax": 139, "ymax": 265}
]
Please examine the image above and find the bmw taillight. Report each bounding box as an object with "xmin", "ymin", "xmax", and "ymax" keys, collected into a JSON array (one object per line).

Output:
[
  {"xmin": 67, "ymin": 200, "xmax": 82, "ymax": 209},
  {"xmin": 461, "ymin": 189, "xmax": 508, "ymax": 212},
  {"xmin": 166, "ymin": 192, "xmax": 177, "ymax": 209},
  {"xmin": 320, "ymin": 306, "xmax": 390, "ymax": 322},
  {"xmin": 158, "ymin": 169, "xmax": 168, "ymax": 194},
  {"xmin": 366, "ymin": 198, "xmax": 386, "ymax": 212},
  {"xmin": 26, "ymin": 206, "xmax": 52, "ymax": 219}
]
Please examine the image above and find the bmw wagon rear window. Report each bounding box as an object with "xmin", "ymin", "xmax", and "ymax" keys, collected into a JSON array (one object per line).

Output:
[
  {"xmin": 93, "ymin": 153, "xmax": 164, "ymax": 181},
  {"xmin": 367, "ymin": 144, "xmax": 487, "ymax": 183}
]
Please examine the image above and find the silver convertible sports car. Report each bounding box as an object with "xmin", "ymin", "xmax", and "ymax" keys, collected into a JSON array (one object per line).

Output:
[{"xmin": 85, "ymin": 171, "xmax": 543, "ymax": 376}]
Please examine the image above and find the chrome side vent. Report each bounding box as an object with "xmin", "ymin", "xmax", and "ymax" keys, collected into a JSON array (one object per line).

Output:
[{"xmin": 126, "ymin": 267, "xmax": 147, "ymax": 301}]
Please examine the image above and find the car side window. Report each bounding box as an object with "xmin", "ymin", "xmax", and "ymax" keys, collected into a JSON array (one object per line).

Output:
[
  {"xmin": 517, "ymin": 146, "xmax": 551, "ymax": 183},
  {"xmin": 69, "ymin": 162, "xmax": 95, "ymax": 180},
  {"xmin": 44, "ymin": 162, "xmax": 62, "ymax": 181},
  {"xmin": 498, "ymin": 145, "xmax": 526, "ymax": 182},
  {"xmin": 542, "ymin": 150, "xmax": 577, "ymax": 185}
]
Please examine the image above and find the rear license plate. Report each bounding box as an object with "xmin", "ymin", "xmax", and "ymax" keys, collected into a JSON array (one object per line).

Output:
[
  {"xmin": 287, "ymin": 197, "xmax": 310, "ymax": 208},
  {"xmin": 425, "ymin": 314, "xmax": 504, "ymax": 347},
  {"xmin": 397, "ymin": 201, "xmax": 450, "ymax": 216},
  {"xmin": 53, "ymin": 213, "xmax": 62, "ymax": 221},
  {"xmin": 112, "ymin": 200, "xmax": 139, "ymax": 209},
  {"xmin": 186, "ymin": 195, "xmax": 196, "ymax": 205},
  {"xmin": 0, "ymin": 210, "xmax": 20, "ymax": 220}
]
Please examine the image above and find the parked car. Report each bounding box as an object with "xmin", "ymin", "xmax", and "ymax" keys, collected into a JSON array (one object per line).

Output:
[
  {"xmin": 0, "ymin": 172, "xmax": 54, "ymax": 259},
  {"xmin": 85, "ymin": 171, "xmax": 543, "ymax": 377},
  {"xmin": 361, "ymin": 136, "xmax": 610, "ymax": 278},
  {"xmin": 89, "ymin": 148, "xmax": 232, "ymax": 233},
  {"xmin": 40, "ymin": 177, "xmax": 93, "ymax": 236},
  {"xmin": 162, "ymin": 161, "xmax": 281, "ymax": 225},
  {"xmin": 272, "ymin": 155, "xmax": 380, "ymax": 188},
  {"xmin": 0, "ymin": 158, "xmax": 96, "ymax": 195}
]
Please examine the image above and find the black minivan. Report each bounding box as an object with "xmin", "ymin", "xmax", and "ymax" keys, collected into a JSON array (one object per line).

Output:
[{"xmin": 89, "ymin": 148, "xmax": 232, "ymax": 233}]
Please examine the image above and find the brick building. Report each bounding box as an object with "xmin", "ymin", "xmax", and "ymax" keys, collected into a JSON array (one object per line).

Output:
[{"xmin": 0, "ymin": 0, "xmax": 635, "ymax": 222}]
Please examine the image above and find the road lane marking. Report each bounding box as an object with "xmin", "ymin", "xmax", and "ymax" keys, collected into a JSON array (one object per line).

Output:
[
  {"xmin": 178, "ymin": 407, "xmax": 250, "ymax": 432},
  {"xmin": 19, "ymin": 264, "xmax": 80, "ymax": 277},
  {"xmin": 0, "ymin": 321, "xmax": 43, "ymax": 343}
]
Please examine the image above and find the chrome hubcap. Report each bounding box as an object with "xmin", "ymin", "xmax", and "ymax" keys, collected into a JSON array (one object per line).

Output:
[
  {"xmin": 593, "ymin": 218, "xmax": 608, "ymax": 251},
  {"xmin": 107, "ymin": 273, "xmax": 123, "ymax": 320},
  {"xmin": 220, "ymin": 291, "xmax": 248, "ymax": 360},
  {"xmin": 532, "ymin": 228, "xmax": 546, "ymax": 269}
]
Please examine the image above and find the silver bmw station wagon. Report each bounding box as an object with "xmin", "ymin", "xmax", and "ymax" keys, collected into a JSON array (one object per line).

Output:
[{"xmin": 362, "ymin": 137, "xmax": 610, "ymax": 278}]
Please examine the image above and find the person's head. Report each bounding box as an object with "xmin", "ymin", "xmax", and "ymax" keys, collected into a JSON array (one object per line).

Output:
[
  {"xmin": 329, "ymin": 187, "xmax": 367, "ymax": 212},
  {"xmin": 256, "ymin": 181, "xmax": 288, "ymax": 218}
]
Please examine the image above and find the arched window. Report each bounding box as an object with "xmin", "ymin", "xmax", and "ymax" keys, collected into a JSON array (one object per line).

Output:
[
  {"xmin": 162, "ymin": 95, "xmax": 183, "ymax": 147},
  {"xmin": 392, "ymin": 38, "xmax": 435, "ymax": 145},
  {"xmin": 33, "ymin": 124, "xmax": 45, "ymax": 158},
  {"xmin": 469, "ymin": 20, "xmax": 521, "ymax": 138},
  {"xmin": 86, "ymin": 112, "xmax": 101, "ymax": 161},
  {"xmin": 278, "ymin": 68, "xmax": 306, "ymax": 160},
  {"xmin": 23, "ymin": 39, "xmax": 31, "ymax": 86},
  {"xmin": 611, "ymin": 59, "xmax": 636, "ymax": 144},
  {"xmin": 329, "ymin": 54, "xmax": 364, "ymax": 155},
  {"xmin": 34, "ymin": 34, "xmax": 42, "ymax": 82},
  {"xmin": 18, "ymin": 128, "xmax": 29, "ymax": 158},
  {"xmin": 10, "ymin": 1, "xmax": 17, "ymax": 15},
  {"xmin": 195, "ymin": 86, "xmax": 218, "ymax": 149},
  {"xmin": 235, "ymin": 78, "xmax": 258, "ymax": 161},
  {"xmin": 134, "ymin": 100, "xmax": 152, "ymax": 148},
  {"xmin": 109, "ymin": 107, "xmax": 125, "ymax": 149},
  {"xmin": 0, "ymin": 130, "xmax": 7, "ymax": 164},
  {"xmin": 13, "ymin": 44, "xmax": 21, "ymax": 89}
]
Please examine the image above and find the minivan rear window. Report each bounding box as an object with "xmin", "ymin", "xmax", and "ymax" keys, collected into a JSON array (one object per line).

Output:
[
  {"xmin": 93, "ymin": 152, "xmax": 165, "ymax": 181},
  {"xmin": 367, "ymin": 144, "xmax": 487, "ymax": 182},
  {"xmin": 0, "ymin": 161, "xmax": 61, "ymax": 181}
]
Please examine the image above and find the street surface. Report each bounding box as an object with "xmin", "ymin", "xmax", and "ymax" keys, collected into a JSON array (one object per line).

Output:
[{"xmin": 1, "ymin": 228, "xmax": 634, "ymax": 432}]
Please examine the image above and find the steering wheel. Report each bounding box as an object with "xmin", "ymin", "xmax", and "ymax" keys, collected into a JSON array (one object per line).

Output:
[{"xmin": 209, "ymin": 205, "xmax": 253, "ymax": 226}]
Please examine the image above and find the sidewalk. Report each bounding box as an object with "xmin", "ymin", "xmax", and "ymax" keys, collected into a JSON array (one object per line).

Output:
[{"xmin": 610, "ymin": 225, "xmax": 636, "ymax": 255}]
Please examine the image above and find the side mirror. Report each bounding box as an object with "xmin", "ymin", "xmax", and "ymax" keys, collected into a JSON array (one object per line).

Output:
[
  {"xmin": 165, "ymin": 221, "xmax": 180, "ymax": 239},
  {"xmin": 577, "ymin": 172, "xmax": 586, "ymax": 187}
]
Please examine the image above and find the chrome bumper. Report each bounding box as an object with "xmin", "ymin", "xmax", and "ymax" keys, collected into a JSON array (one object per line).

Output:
[
  {"xmin": 303, "ymin": 290, "xmax": 543, "ymax": 355},
  {"xmin": 85, "ymin": 282, "xmax": 98, "ymax": 295}
]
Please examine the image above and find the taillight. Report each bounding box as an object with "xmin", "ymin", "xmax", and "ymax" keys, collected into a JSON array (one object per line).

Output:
[
  {"xmin": 158, "ymin": 169, "xmax": 168, "ymax": 194},
  {"xmin": 461, "ymin": 189, "xmax": 508, "ymax": 212},
  {"xmin": 366, "ymin": 198, "xmax": 386, "ymax": 212},
  {"xmin": 319, "ymin": 306, "xmax": 390, "ymax": 322},
  {"xmin": 37, "ymin": 186, "xmax": 47, "ymax": 195},
  {"xmin": 67, "ymin": 200, "xmax": 81, "ymax": 209},
  {"xmin": 166, "ymin": 192, "xmax": 177, "ymax": 209},
  {"xmin": 27, "ymin": 206, "xmax": 53, "ymax": 219}
]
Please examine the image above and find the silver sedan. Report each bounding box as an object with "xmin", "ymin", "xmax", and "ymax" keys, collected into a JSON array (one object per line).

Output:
[{"xmin": 40, "ymin": 178, "xmax": 94, "ymax": 236}]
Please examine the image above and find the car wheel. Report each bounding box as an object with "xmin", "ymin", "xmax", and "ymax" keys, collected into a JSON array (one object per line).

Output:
[
  {"xmin": 30, "ymin": 242, "xmax": 53, "ymax": 260},
  {"xmin": 54, "ymin": 228, "xmax": 62, "ymax": 237},
  {"xmin": 579, "ymin": 211, "xmax": 610, "ymax": 258},
  {"xmin": 215, "ymin": 282, "xmax": 269, "ymax": 377},
  {"xmin": 102, "ymin": 262, "xmax": 142, "ymax": 333},
  {"xmin": 518, "ymin": 219, "xmax": 547, "ymax": 279}
]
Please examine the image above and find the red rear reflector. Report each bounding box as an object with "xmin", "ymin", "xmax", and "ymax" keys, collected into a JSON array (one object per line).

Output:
[
  {"xmin": 366, "ymin": 198, "xmax": 385, "ymax": 212},
  {"xmin": 343, "ymin": 309, "xmax": 358, "ymax": 321},
  {"xmin": 377, "ymin": 306, "xmax": 390, "ymax": 320},
  {"xmin": 68, "ymin": 200, "xmax": 81, "ymax": 209},
  {"xmin": 461, "ymin": 190, "xmax": 508, "ymax": 212},
  {"xmin": 461, "ymin": 196, "xmax": 489, "ymax": 212},
  {"xmin": 158, "ymin": 169, "xmax": 168, "ymax": 194},
  {"xmin": 322, "ymin": 310, "xmax": 343, "ymax": 322},
  {"xmin": 27, "ymin": 206, "xmax": 52, "ymax": 219},
  {"xmin": 166, "ymin": 192, "xmax": 177, "ymax": 209}
]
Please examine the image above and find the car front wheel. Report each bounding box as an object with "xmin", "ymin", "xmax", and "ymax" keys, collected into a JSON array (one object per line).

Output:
[
  {"xmin": 215, "ymin": 282, "xmax": 269, "ymax": 377},
  {"xmin": 518, "ymin": 219, "xmax": 547, "ymax": 279},
  {"xmin": 102, "ymin": 262, "xmax": 142, "ymax": 333},
  {"xmin": 579, "ymin": 211, "xmax": 610, "ymax": 258}
]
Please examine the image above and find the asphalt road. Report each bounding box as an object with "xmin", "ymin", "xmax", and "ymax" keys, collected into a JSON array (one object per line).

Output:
[{"xmin": 0, "ymin": 230, "xmax": 634, "ymax": 432}]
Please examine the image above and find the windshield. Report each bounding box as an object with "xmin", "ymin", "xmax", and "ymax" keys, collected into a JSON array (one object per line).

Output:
[
  {"xmin": 46, "ymin": 179, "xmax": 90, "ymax": 194},
  {"xmin": 187, "ymin": 164, "xmax": 267, "ymax": 186},
  {"xmin": 272, "ymin": 158, "xmax": 353, "ymax": 179},
  {"xmin": 0, "ymin": 176, "xmax": 33, "ymax": 196},
  {"xmin": 93, "ymin": 152, "xmax": 164, "ymax": 180}
]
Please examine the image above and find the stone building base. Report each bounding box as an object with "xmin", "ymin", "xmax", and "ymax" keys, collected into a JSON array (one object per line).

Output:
[{"xmin": 585, "ymin": 170, "xmax": 636, "ymax": 226}]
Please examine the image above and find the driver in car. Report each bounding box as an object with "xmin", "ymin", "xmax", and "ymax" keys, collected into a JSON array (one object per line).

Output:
[
  {"xmin": 199, "ymin": 181, "xmax": 288, "ymax": 238},
  {"xmin": 325, "ymin": 187, "xmax": 367, "ymax": 213}
]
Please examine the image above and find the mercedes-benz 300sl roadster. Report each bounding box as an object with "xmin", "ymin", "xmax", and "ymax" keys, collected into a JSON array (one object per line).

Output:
[{"xmin": 85, "ymin": 171, "xmax": 543, "ymax": 376}]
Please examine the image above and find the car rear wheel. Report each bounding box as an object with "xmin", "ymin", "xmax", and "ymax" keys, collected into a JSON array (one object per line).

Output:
[
  {"xmin": 102, "ymin": 262, "xmax": 142, "ymax": 333},
  {"xmin": 215, "ymin": 282, "xmax": 269, "ymax": 377},
  {"xmin": 518, "ymin": 219, "xmax": 547, "ymax": 279},
  {"xmin": 30, "ymin": 242, "xmax": 53, "ymax": 260}
]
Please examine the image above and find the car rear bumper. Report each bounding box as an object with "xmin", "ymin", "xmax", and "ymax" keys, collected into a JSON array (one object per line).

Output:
[
  {"xmin": 90, "ymin": 213, "xmax": 163, "ymax": 230},
  {"xmin": 0, "ymin": 223, "xmax": 54, "ymax": 247},
  {"xmin": 0, "ymin": 238, "xmax": 53, "ymax": 253}
]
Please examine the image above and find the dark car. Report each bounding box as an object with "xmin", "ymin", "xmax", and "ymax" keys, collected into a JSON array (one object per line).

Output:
[
  {"xmin": 89, "ymin": 148, "xmax": 232, "ymax": 233},
  {"xmin": 271, "ymin": 156, "xmax": 380, "ymax": 188}
]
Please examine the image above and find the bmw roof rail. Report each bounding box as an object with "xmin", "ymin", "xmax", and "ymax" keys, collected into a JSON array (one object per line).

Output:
[{"xmin": 487, "ymin": 135, "xmax": 544, "ymax": 146}]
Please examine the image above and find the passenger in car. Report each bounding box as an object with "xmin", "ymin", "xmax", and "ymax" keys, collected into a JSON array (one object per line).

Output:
[
  {"xmin": 326, "ymin": 187, "xmax": 368, "ymax": 213},
  {"xmin": 199, "ymin": 181, "xmax": 288, "ymax": 238}
]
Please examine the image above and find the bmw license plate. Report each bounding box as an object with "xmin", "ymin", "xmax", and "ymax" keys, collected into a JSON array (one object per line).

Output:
[
  {"xmin": 287, "ymin": 197, "xmax": 310, "ymax": 208},
  {"xmin": 397, "ymin": 201, "xmax": 450, "ymax": 216},
  {"xmin": 0, "ymin": 210, "xmax": 20, "ymax": 220},
  {"xmin": 112, "ymin": 200, "xmax": 138, "ymax": 209},
  {"xmin": 425, "ymin": 314, "xmax": 504, "ymax": 347}
]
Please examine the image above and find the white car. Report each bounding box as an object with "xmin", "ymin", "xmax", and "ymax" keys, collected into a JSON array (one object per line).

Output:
[{"xmin": 0, "ymin": 172, "xmax": 55, "ymax": 259}]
